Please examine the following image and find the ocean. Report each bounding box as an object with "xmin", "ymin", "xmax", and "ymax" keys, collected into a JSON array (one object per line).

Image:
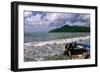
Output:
[{"xmin": 24, "ymin": 32, "xmax": 90, "ymax": 43}]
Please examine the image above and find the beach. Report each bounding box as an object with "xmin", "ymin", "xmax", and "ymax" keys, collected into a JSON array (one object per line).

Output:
[{"xmin": 24, "ymin": 36, "xmax": 90, "ymax": 62}]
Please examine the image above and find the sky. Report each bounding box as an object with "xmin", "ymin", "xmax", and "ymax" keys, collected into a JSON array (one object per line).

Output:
[{"xmin": 24, "ymin": 11, "xmax": 90, "ymax": 33}]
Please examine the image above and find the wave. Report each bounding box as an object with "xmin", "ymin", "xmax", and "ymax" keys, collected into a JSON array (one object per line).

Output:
[{"xmin": 24, "ymin": 36, "xmax": 90, "ymax": 47}]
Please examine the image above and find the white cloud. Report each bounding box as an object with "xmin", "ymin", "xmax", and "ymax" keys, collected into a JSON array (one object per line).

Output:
[
  {"xmin": 78, "ymin": 14, "xmax": 90, "ymax": 20},
  {"xmin": 24, "ymin": 11, "xmax": 90, "ymax": 32},
  {"xmin": 24, "ymin": 12, "xmax": 32, "ymax": 17},
  {"xmin": 25, "ymin": 13, "xmax": 43, "ymax": 25},
  {"xmin": 73, "ymin": 21, "xmax": 87, "ymax": 26},
  {"xmin": 41, "ymin": 13, "xmax": 73, "ymax": 26},
  {"xmin": 25, "ymin": 12, "xmax": 75, "ymax": 27}
]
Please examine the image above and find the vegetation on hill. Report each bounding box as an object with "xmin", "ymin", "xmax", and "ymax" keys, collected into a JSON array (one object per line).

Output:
[{"xmin": 49, "ymin": 25, "xmax": 90, "ymax": 32}]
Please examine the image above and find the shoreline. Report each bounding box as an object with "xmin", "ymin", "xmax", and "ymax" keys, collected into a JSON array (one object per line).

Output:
[
  {"xmin": 24, "ymin": 36, "xmax": 90, "ymax": 61},
  {"xmin": 24, "ymin": 36, "xmax": 90, "ymax": 47}
]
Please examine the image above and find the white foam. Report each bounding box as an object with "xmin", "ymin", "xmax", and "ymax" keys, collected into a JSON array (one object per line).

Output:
[{"xmin": 24, "ymin": 36, "xmax": 90, "ymax": 47}]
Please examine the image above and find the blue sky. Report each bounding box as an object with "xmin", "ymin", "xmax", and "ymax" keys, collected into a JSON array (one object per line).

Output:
[{"xmin": 24, "ymin": 11, "xmax": 90, "ymax": 33}]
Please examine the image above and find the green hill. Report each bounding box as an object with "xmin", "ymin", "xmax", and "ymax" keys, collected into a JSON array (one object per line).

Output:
[{"xmin": 49, "ymin": 25, "xmax": 90, "ymax": 32}]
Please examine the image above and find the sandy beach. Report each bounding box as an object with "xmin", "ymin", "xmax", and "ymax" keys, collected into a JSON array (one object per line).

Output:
[{"xmin": 24, "ymin": 36, "xmax": 90, "ymax": 62}]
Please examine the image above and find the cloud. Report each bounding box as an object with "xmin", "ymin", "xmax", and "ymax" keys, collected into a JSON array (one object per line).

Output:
[
  {"xmin": 24, "ymin": 12, "xmax": 32, "ymax": 17},
  {"xmin": 24, "ymin": 11, "xmax": 90, "ymax": 32},
  {"xmin": 65, "ymin": 14, "xmax": 90, "ymax": 27}
]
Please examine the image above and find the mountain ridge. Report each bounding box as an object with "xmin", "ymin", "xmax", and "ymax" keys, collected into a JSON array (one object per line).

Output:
[{"xmin": 49, "ymin": 25, "xmax": 90, "ymax": 32}]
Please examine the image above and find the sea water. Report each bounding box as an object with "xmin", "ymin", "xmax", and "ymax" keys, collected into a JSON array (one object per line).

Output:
[{"xmin": 24, "ymin": 32, "xmax": 90, "ymax": 43}]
